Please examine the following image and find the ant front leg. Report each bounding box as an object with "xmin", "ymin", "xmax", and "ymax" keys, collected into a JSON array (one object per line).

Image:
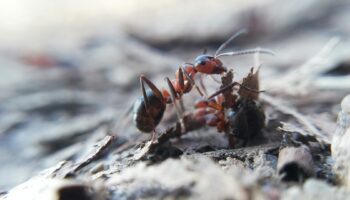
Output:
[
  {"xmin": 181, "ymin": 65, "xmax": 205, "ymax": 97},
  {"xmin": 195, "ymin": 97, "xmax": 223, "ymax": 111},
  {"xmin": 207, "ymin": 81, "xmax": 262, "ymax": 100},
  {"xmin": 198, "ymin": 74, "xmax": 208, "ymax": 97}
]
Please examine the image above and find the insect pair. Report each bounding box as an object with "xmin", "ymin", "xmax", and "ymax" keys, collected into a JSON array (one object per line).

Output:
[{"xmin": 132, "ymin": 30, "xmax": 274, "ymax": 142}]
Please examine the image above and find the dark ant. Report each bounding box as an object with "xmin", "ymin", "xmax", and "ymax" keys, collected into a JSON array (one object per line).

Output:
[
  {"xmin": 206, "ymin": 68, "xmax": 265, "ymax": 147},
  {"xmin": 133, "ymin": 30, "xmax": 273, "ymax": 142}
]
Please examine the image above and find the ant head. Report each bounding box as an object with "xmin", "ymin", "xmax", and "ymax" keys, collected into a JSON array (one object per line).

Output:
[
  {"xmin": 194, "ymin": 55, "xmax": 226, "ymax": 74},
  {"xmin": 193, "ymin": 29, "xmax": 274, "ymax": 75}
]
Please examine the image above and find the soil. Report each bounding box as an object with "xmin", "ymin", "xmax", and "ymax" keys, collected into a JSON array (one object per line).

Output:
[{"xmin": 1, "ymin": 1, "xmax": 350, "ymax": 199}]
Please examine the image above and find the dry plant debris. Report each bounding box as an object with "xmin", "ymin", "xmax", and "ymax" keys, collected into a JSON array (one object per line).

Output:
[{"xmin": 1, "ymin": 1, "xmax": 350, "ymax": 199}]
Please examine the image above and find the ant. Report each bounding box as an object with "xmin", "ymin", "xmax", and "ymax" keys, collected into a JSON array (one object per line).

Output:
[{"xmin": 133, "ymin": 30, "xmax": 273, "ymax": 142}]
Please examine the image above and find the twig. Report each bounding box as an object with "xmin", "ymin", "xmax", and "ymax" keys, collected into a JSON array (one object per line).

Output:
[
  {"xmin": 261, "ymin": 93, "xmax": 330, "ymax": 144},
  {"xmin": 186, "ymin": 143, "xmax": 280, "ymax": 161},
  {"xmin": 265, "ymin": 37, "xmax": 340, "ymax": 95},
  {"xmin": 65, "ymin": 135, "xmax": 114, "ymax": 176},
  {"xmin": 287, "ymin": 37, "xmax": 340, "ymax": 80},
  {"xmin": 133, "ymin": 114, "xmax": 203, "ymax": 160},
  {"xmin": 314, "ymin": 75, "xmax": 350, "ymax": 90},
  {"xmin": 39, "ymin": 110, "xmax": 115, "ymax": 150},
  {"xmin": 2, "ymin": 90, "xmax": 101, "ymax": 112},
  {"xmin": 0, "ymin": 113, "xmax": 26, "ymax": 136}
]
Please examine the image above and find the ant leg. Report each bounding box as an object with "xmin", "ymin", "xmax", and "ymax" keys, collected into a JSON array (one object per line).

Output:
[
  {"xmin": 178, "ymin": 67, "xmax": 185, "ymax": 93},
  {"xmin": 140, "ymin": 75, "xmax": 164, "ymax": 107},
  {"xmin": 209, "ymin": 75, "xmax": 221, "ymax": 84},
  {"xmin": 140, "ymin": 75, "xmax": 164, "ymax": 142},
  {"xmin": 178, "ymin": 67, "xmax": 185, "ymax": 113},
  {"xmin": 208, "ymin": 101, "xmax": 223, "ymax": 111},
  {"xmin": 207, "ymin": 82, "xmax": 240, "ymax": 100},
  {"xmin": 166, "ymin": 77, "xmax": 186, "ymax": 132},
  {"xmin": 151, "ymin": 130, "xmax": 157, "ymax": 143},
  {"xmin": 177, "ymin": 68, "xmax": 186, "ymax": 111},
  {"xmin": 181, "ymin": 66, "xmax": 204, "ymax": 97},
  {"xmin": 199, "ymin": 74, "xmax": 208, "ymax": 97},
  {"xmin": 165, "ymin": 77, "xmax": 183, "ymax": 114},
  {"xmin": 140, "ymin": 75, "xmax": 150, "ymax": 111},
  {"xmin": 207, "ymin": 82, "xmax": 263, "ymax": 100}
]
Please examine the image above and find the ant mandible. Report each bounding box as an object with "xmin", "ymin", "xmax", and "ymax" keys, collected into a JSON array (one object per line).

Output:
[{"xmin": 133, "ymin": 30, "xmax": 274, "ymax": 142}]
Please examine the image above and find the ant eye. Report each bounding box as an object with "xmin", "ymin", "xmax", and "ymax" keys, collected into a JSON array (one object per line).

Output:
[{"xmin": 194, "ymin": 55, "xmax": 211, "ymax": 67}]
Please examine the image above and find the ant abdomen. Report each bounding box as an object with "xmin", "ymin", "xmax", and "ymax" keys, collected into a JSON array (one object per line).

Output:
[{"xmin": 133, "ymin": 90, "xmax": 166, "ymax": 133}]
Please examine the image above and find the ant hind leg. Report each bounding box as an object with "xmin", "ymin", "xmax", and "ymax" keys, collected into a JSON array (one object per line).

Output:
[
  {"xmin": 165, "ymin": 77, "xmax": 186, "ymax": 132},
  {"xmin": 140, "ymin": 75, "xmax": 164, "ymax": 111},
  {"xmin": 181, "ymin": 66, "xmax": 205, "ymax": 97},
  {"xmin": 151, "ymin": 129, "xmax": 158, "ymax": 143}
]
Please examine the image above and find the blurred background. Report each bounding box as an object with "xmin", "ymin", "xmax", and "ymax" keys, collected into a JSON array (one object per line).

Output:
[{"xmin": 0, "ymin": 0, "xmax": 349, "ymax": 190}]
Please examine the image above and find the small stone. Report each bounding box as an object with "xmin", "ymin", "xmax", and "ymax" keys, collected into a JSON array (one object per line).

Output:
[{"xmin": 332, "ymin": 94, "xmax": 350, "ymax": 187}]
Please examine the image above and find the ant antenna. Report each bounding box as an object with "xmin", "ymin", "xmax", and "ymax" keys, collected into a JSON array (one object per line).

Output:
[
  {"xmin": 183, "ymin": 62, "xmax": 194, "ymax": 66},
  {"xmin": 216, "ymin": 48, "xmax": 275, "ymax": 58},
  {"xmin": 215, "ymin": 29, "xmax": 248, "ymax": 57}
]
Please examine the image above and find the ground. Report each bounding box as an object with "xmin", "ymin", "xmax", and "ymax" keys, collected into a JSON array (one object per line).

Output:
[{"xmin": 1, "ymin": 0, "xmax": 350, "ymax": 199}]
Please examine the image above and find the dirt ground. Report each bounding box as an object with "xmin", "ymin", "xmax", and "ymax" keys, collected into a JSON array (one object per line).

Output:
[{"xmin": 1, "ymin": 0, "xmax": 350, "ymax": 199}]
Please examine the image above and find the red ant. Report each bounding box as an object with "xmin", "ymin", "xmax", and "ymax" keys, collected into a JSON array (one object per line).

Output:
[{"xmin": 133, "ymin": 30, "xmax": 273, "ymax": 142}]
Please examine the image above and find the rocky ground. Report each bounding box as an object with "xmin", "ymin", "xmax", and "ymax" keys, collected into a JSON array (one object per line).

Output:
[{"xmin": 1, "ymin": 0, "xmax": 350, "ymax": 199}]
